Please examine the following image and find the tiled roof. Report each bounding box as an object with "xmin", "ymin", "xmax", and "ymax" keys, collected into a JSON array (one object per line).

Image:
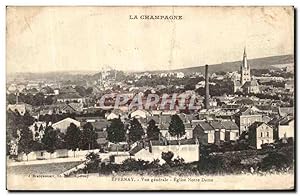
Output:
[
  {"xmin": 236, "ymin": 107, "xmax": 259, "ymax": 116},
  {"xmin": 56, "ymin": 93, "xmax": 82, "ymax": 99},
  {"xmin": 197, "ymin": 121, "xmax": 215, "ymax": 131},
  {"xmin": 151, "ymin": 138, "xmax": 197, "ymax": 146},
  {"xmin": 279, "ymin": 117, "xmax": 294, "ymax": 125},
  {"xmin": 221, "ymin": 121, "xmax": 239, "ymax": 130},
  {"xmin": 82, "ymin": 120, "xmax": 110, "ymax": 130},
  {"xmin": 248, "ymin": 122, "xmax": 265, "ymax": 130},
  {"xmin": 209, "ymin": 121, "xmax": 224, "ymax": 129},
  {"xmin": 68, "ymin": 102, "xmax": 83, "ymax": 111},
  {"xmin": 279, "ymin": 107, "xmax": 294, "ymax": 116}
]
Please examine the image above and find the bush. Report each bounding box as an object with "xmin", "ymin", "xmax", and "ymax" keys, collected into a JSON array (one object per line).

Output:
[
  {"xmin": 161, "ymin": 151, "xmax": 174, "ymax": 165},
  {"xmin": 121, "ymin": 158, "xmax": 150, "ymax": 171},
  {"xmin": 148, "ymin": 159, "xmax": 161, "ymax": 169},
  {"xmin": 259, "ymin": 151, "xmax": 293, "ymax": 171},
  {"xmin": 173, "ymin": 156, "xmax": 185, "ymax": 167},
  {"xmin": 84, "ymin": 152, "xmax": 101, "ymax": 173},
  {"xmin": 198, "ymin": 154, "xmax": 242, "ymax": 174},
  {"xmin": 261, "ymin": 143, "xmax": 275, "ymax": 150},
  {"xmin": 99, "ymin": 162, "xmax": 120, "ymax": 174}
]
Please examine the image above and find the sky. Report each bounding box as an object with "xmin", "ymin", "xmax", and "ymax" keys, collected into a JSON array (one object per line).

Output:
[{"xmin": 6, "ymin": 6, "xmax": 294, "ymax": 73}]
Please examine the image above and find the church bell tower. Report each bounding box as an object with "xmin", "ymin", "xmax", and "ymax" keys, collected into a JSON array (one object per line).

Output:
[{"xmin": 240, "ymin": 47, "xmax": 251, "ymax": 85}]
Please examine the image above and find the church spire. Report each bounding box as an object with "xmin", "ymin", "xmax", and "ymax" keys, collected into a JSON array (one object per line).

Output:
[{"xmin": 243, "ymin": 46, "xmax": 248, "ymax": 69}]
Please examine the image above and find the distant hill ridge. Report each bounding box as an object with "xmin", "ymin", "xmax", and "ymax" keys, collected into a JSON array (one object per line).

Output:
[{"xmin": 151, "ymin": 54, "xmax": 294, "ymax": 74}]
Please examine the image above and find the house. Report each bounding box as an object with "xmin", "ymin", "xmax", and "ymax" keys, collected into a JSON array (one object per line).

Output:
[
  {"xmin": 56, "ymin": 93, "xmax": 85, "ymax": 103},
  {"xmin": 285, "ymin": 80, "xmax": 294, "ymax": 93},
  {"xmin": 192, "ymin": 121, "xmax": 215, "ymax": 145},
  {"xmin": 278, "ymin": 118, "xmax": 294, "ymax": 139},
  {"xmin": 106, "ymin": 112, "xmax": 120, "ymax": 120},
  {"xmin": 68, "ymin": 102, "xmax": 84, "ymax": 112},
  {"xmin": 7, "ymin": 84, "xmax": 26, "ymax": 94},
  {"xmin": 35, "ymin": 103, "xmax": 79, "ymax": 115},
  {"xmin": 130, "ymin": 109, "xmax": 149, "ymax": 119},
  {"xmin": 209, "ymin": 121, "xmax": 226, "ymax": 145},
  {"xmin": 52, "ymin": 117, "xmax": 81, "ymax": 133},
  {"xmin": 221, "ymin": 120, "xmax": 239, "ymax": 141},
  {"xmin": 7, "ymin": 103, "xmax": 33, "ymax": 116},
  {"xmin": 192, "ymin": 120, "xmax": 239, "ymax": 145},
  {"xmin": 278, "ymin": 107, "xmax": 294, "ymax": 117},
  {"xmin": 235, "ymin": 107, "xmax": 263, "ymax": 134},
  {"xmin": 248, "ymin": 122, "xmax": 274, "ymax": 149}
]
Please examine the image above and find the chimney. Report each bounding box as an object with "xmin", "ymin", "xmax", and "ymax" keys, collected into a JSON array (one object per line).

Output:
[
  {"xmin": 16, "ymin": 91, "xmax": 19, "ymax": 104},
  {"xmin": 205, "ymin": 64, "xmax": 210, "ymax": 109}
]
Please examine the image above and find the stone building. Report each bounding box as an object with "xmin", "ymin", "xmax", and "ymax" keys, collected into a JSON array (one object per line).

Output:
[
  {"xmin": 233, "ymin": 48, "xmax": 260, "ymax": 94},
  {"xmin": 248, "ymin": 122, "xmax": 274, "ymax": 149}
]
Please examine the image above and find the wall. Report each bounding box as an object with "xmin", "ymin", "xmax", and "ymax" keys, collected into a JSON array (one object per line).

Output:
[
  {"xmin": 52, "ymin": 119, "xmax": 80, "ymax": 133},
  {"xmin": 160, "ymin": 128, "xmax": 193, "ymax": 140},
  {"xmin": 278, "ymin": 120, "xmax": 294, "ymax": 139},
  {"xmin": 17, "ymin": 149, "xmax": 100, "ymax": 161},
  {"xmin": 133, "ymin": 144, "xmax": 200, "ymax": 163},
  {"xmin": 256, "ymin": 125, "xmax": 274, "ymax": 149},
  {"xmin": 239, "ymin": 115, "xmax": 262, "ymax": 133}
]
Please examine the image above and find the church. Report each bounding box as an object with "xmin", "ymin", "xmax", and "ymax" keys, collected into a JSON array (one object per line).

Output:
[{"xmin": 233, "ymin": 48, "xmax": 260, "ymax": 94}]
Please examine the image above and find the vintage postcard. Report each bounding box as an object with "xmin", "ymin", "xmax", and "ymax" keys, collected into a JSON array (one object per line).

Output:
[{"xmin": 6, "ymin": 6, "xmax": 295, "ymax": 190}]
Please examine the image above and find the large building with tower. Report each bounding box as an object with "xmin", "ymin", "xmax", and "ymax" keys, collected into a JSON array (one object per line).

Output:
[{"xmin": 233, "ymin": 48, "xmax": 260, "ymax": 94}]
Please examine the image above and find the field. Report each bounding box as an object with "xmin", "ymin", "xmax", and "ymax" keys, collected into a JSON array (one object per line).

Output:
[{"xmin": 7, "ymin": 161, "xmax": 82, "ymax": 176}]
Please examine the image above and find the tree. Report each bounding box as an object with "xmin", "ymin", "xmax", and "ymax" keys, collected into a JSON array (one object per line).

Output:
[
  {"xmin": 86, "ymin": 87, "xmax": 93, "ymax": 95},
  {"xmin": 161, "ymin": 151, "xmax": 174, "ymax": 165},
  {"xmin": 80, "ymin": 122, "xmax": 98, "ymax": 150},
  {"xmin": 18, "ymin": 128, "xmax": 34, "ymax": 161},
  {"xmin": 41, "ymin": 126, "xmax": 60, "ymax": 157},
  {"xmin": 107, "ymin": 118, "xmax": 126, "ymax": 143},
  {"xmin": 168, "ymin": 114, "xmax": 185, "ymax": 140},
  {"xmin": 31, "ymin": 92, "xmax": 45, "ymax": 106},
  {"xmin": 75, "ymin": 85, "xmax": 87, "ymax": 97},
  {"xmin": 128, "ymin": 118, "xmax": 144, "ymax": 143},
  {"xmin": 20, "ymin": 111, "xmax": 35, "ymax": 128},
  {"xmin": 146, "ymin": 119, "xmax": 160, "ymax": 140},
  {"xmin": 65, "ymin": 123, "xmax": 81, "ymax": 157},
  {"xmin": 7, "ymin": 110, "xmax": 19, "ymax": 139},
  {"xmin": 84, "ymin": 152, "xmax": 101, "ymax": 173}
]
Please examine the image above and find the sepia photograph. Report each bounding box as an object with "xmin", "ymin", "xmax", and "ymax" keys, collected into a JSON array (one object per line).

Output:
[{"xmin": 5, "ymin": 6, "xmax": 295, "ymax": 190}]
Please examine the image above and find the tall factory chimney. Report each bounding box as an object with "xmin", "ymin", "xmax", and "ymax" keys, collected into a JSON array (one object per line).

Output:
[{"xmin": 204, "ymin": 64, "xmax": 210, "ymax": 109}]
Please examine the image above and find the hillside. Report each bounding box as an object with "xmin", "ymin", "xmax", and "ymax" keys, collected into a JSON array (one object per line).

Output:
[{"xmin": 156, "ymin": 54, "xmax": 294, "ymax": 74}]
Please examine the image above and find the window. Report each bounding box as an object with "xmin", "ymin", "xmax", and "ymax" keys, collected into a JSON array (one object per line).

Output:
[
  {"xmin": 267, "ymin": 132, "xmax": 269, "ymax": 137},
  {"xmin": 261, "ymin": 140, "xmax": 264, "ymax": 144},
  {"xmin": 41, "ymin": 152, "xmax": 44, "ymax": 156},
  {"xmin": 261, "ymin": 132, "xmax": 263, "ymax": 137}
]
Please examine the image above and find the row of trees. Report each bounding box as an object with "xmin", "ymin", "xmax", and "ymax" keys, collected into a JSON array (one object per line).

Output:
[
  {"xmin": 106, "ymin": 114, "xmax": 186, "ymax": 144},
  {"xmin": 7, "ymin": 92, "xmax": 54, "ymax": 106},
  {"xmin": 16, "ymin": 122, "xmax": 98, "ymax": 159},
  {"xmin": 7, "ymin": 85, "xmax": 93, "ymax": 106},
  {"xmin": 8, "ymin": 110, "xmax": 187, "ymax": 159}
]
